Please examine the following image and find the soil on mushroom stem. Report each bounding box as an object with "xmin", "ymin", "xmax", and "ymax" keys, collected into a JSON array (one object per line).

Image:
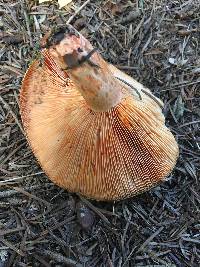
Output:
[{"xmin": 0, "ymin": 0, "xmax": 199, "ymax": 266}]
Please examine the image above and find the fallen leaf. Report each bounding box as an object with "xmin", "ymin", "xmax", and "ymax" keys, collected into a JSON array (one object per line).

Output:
[
  {"xmin": 39, "ymin": 0, "xmax": 73, "ymax": 9},
  {"xmin": 173, "ymin": 95, "xmax": 184, "ymax": 120},
  {"xmin": 39, "ymin": 0, "xmax": 50, "ymax": 3},
  {"xmin": 0, "ymin": 32, "xmax": 23, "ymax": 45},
  {"xmin": 103, "ymin": 1, "xmax": 126, "ymax": 16},
  {"xmin": 58, "ymin": 0, "xmax": 73, "ymax": 8}
]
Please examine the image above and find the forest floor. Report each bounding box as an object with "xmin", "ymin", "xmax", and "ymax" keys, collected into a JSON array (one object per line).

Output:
[{"xmin": 0, "ymin": 0, "xmax": 199, "ymax": 266}]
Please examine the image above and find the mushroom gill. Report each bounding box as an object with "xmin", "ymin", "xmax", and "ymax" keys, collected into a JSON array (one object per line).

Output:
[{"xmin": 20, "ymin": 27, "xmax": 179, "ymax": 201}]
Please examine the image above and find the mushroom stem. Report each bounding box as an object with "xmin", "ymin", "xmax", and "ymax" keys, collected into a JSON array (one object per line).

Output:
[
  {"xmin": 65, "ymin": 56, "xmax": 123, "ymax": 112},
  {"xmin": 48, "ymin": 32, "xmax": 123, "ymax": 112},
  {"xmin": 115, "ymin": 76, "xmax": 142, "ymax": 100}
]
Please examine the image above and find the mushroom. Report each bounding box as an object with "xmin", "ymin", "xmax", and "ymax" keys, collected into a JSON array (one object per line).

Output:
[{"xmin": 20, "ymin": 27, "xmax": 179, "ymax": 201}]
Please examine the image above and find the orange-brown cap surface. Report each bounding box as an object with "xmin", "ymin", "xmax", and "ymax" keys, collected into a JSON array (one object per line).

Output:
[{"xmin": 20, "ymin": 28, "xmax": 179, "ymax": 201}]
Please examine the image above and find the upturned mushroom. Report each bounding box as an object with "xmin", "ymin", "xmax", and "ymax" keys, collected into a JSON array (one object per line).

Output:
[{"xmin": 20, "ymin": 26, "xmax": 179, "ymax": 201}]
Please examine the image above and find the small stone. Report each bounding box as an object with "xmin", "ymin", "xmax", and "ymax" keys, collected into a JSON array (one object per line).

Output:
[
  {"xmin": 76, "ymin": 201, "xmax": 95, "ymax": 230},
  {"xmin": 168, "ymin": 57, "xmax": 176, "ymax": 65}
]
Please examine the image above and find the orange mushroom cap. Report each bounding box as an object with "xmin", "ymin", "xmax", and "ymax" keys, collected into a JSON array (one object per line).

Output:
[{"xmin": 20, "ymin": 27, "xmax": 179, "ymax": 201}]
